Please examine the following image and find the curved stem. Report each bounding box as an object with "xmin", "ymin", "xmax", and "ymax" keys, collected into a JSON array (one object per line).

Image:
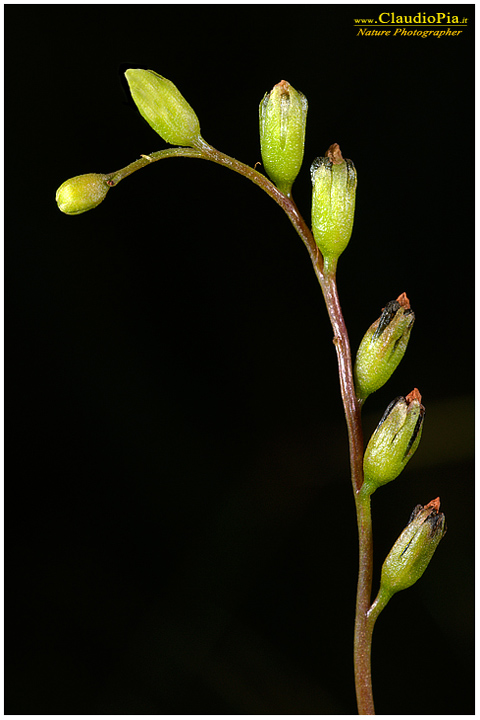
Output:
[
  {"xmin": 106, "ymin": 139, "xmax": 373, "ymax": 713},
  {"xmin": 202, "ymin": 146, "xmax": 373, "ymax": 710},
  {"xmin": 105, "ymin": 140, "xmax": 322, "ymax": 272},
  {"xmin": 105, "ymin": 148, "xmax": 204, "ymax": 185},
  {"xmin": 194, "ymin": 139, "xmax": 322, "ymax": 272},
  {"xmin": 193, "ymin": 141, "xmax": 370, "ymax": 713}
]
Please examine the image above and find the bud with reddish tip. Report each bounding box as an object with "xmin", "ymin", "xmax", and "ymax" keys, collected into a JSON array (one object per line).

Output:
[
  {"xmin": 259, "ymin": 80, "xmax": 308, "ymax": 196},
  {"xmin": 354, "ymin": 293, "xmax": 415, "ymax": 402},
  {"xmin": 362, "ymin": 389, "xmax": 425, "ymax": 494},
  {"xmin": 379, "ymin": 498, "xmax": 446, "ymax": 597},
  {"xmin": 311, "ymin": 144, "xmax": 357, "ymax": 265}
]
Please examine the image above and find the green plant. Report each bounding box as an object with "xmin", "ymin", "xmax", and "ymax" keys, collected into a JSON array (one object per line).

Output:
[{"xmin": 56, "ymin": 69, "xmax": 447, "ymax": 715}]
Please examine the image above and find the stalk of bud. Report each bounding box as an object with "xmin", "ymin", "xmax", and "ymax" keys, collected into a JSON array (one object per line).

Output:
[
  {"xmin": 362, "ymin": 389, "xmax": 425, "ymax": 494},
  {"xmin": 259, "ymin": 80, "xmax": 308, "ymax": 196},
  {"xmin": 379, "ymin": 498, "xmax": 446, "ymax": 597},
  {"xmin": 125, "ymin": 69, "xmax": 202, "ymax": 147},
  {"xmin": 56, "ymin": 173, "xmax": 110, "ymax": 215},
  {"xmin": 310, "ymin": 144, "xmax": 357, "ymax": 265},
  {"xmin": 354, "ymin": 292, "xmax": 414, "ymax": 402}
]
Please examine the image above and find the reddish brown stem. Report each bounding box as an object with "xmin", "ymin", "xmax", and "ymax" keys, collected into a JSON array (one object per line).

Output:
[
  {"xmin": 319, "ymin": 266, "xmax": 374, "ymax": 714},
  {"xmin": 320, "ymin": 265, "xmax": 364, "ymax": 493},
  {"xmin": 108, "ymin": 142, "xmax": 374, "ymax": 713},
  {"xmin": 195, "ymin": 139, "xmax": 322, "ymax": 272},
  {"xmin": 353, "ymin": 491, "xmax": 375, "ymax": 714},
  {"xmin": 195, "ymin": 144, "xmax": 373, "ymax": 713}
]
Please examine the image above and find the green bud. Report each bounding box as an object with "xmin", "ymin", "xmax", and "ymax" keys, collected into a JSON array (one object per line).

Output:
[
  {"xmin": 354, "ymin": 292, "xmax": 414, "ymax": 402},
  {"xmin": 380, "ymin": 498, "xmax": 446, "ymax": 597},
  {"xmin": 125, "ymin": 69, "xmax": 202, "ymax": 147},
  {"xmin": 259, "ymin": 80, "xmax": 308, "ymax": 196},
  {"xmin": 363, "ymin": 388, "xmax": 425, "ymax": 494},
  {"xmin": 310, "ymin": 144, "xmax": 357, "ymax": 263},
  {"xmin": 56, "ymin": 173, "xmax": 110, "ymax": 215}
]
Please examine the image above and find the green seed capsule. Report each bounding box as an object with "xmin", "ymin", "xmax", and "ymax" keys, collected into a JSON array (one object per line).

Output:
[
  {"xmin": 380, "ymin": 498, "xmax": 446, "ymax": 597},
  {"xmin": 56, "ymin": 173, "xmax": 110, "ymax": 215},
  {"xmin": 354, "ymin": 293, "xmax": 414, "ymax": 402},
  {"xmin": 259, "ymin": 80, "xmax": 308, "ymax": 197},
  {"xmin": 125, "ymin": 69, "xmax": 202, "ymax": 147},
  {"xmin": 363, "ymin": 388, "xmax": 425, "ymax": 494},
  {"xmin": 311, "ymin": 144, "xmax": 357, "ymax": 264}
]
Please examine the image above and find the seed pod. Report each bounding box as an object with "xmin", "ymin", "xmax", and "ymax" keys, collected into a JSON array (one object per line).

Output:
[
  {"xmin": 259, "ymin": 80, "xmax": 308, "ymax": 196},
  {"xmin": 354, "ymin": 292, "xmax": 414, "ymax": 402},
  {"xmin": 56, "ymin": 173, "xmax": 110, "ymax": 215},
  {"xmin": 363, "ymin": 388, "xmax": 425, "ymax": 494},
  {"xmin": 380, "ymin": 498, "xmax": 446, "ymax": 596},
  {"xmin": 125, "ymin": 69, "xmax": 202, "ymax": 147},
  {"xmin": 311, "ymin": 144, "xmax": 357, "ymax": 264}
]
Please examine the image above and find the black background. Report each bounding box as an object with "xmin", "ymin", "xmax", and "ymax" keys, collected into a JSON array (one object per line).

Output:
[{"xmin": 7, "ymin": 4, "xmax": 474, "ymax": 715}]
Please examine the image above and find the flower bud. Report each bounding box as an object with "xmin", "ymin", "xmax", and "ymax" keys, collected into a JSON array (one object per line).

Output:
[
  {"xmin": 259, "ymin": 80, "xmax": 308, "ymax": 196},
  {"xmin": 125, "ymin": 69, "xmax": 202, "ymax": 147},
  {"xmin": 56, "ymin": 173, "xmax": 110, "ymax": 215},
  {"xmin": 380, "ymin": 498, "xmax": 446, "ymax": 597},
  {"xmin": 363, "ymin": 389, "xmax": 425, "ymax": 493},
  {"xmin": 354, "ymin": 292, "xmax": 414, "ymax": 402},
  {"xmin": 310, "ymin": 144, "xmax": 357, "ymax": 263}
]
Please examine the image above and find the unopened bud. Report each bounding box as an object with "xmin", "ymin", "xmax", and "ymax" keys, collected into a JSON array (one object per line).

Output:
[
  {"xmin": 354, "ymin": 293, "xmax": 414, "ymax": 402},
  {"xmin": 259, "ymin": 80, "xmax": 308, "ymax": 196},
  {"xmin": 363, "ymin": 389, "xmax": 425, "ymax": 494},
  {"xmin": 56, "ymin": 173, "xmax": 110, "ymax": 215},
  {"xmin": 380, "ymin": 498, "xmax": 446, "ymax": 597},
  {"xmin": 310, "ymin": 144, "xmax": 357, "ymax": 264},
  {"xmin": 125, "ymin": 69, "xmax": 202, "ymax": 147}
]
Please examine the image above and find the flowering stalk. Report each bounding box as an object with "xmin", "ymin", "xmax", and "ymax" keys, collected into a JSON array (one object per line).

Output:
[
  {"xmin": 55, "ymin": 94, "xmax": 373, "ymax": 713},
  {"xmin": 58, "ymin": 138, "xmax": 372, "ymax": 709},
  {"xmin": 55, "ymin": 71, "xmax": 447, "ymax": 715}
]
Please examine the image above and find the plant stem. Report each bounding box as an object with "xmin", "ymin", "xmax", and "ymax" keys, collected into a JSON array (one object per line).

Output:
[
  {"xmin": 353, "ymin": 489, "xmax": 375, "ymax": 714},
  {"xmin": 105, "ymin": 148, "xmax": 204, "ymax": 185},
  {"xmin": 320, "ymin": 263, "xmax": 364, "ymax": 493},
  {"xmin": 356, "ymin": 584, "xmax": 392, "ymax": 714},
  {"xmin": 106, "ymin": 140, "xmax": 320, "ymax": 270},
  {"xmin": 321, "ymin": 267, "xmax": 374, "ymax": 714},
  {"xmin": 194, "ymin": 139, "xmax": 321, "ymax": 270},
  {"xmin": 198, "ymin": 147, "xmax": 374, "ymax": 710},
  {"xmin": 107, "ymin": 141, "xmax": 374, "ymax": 713}
]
